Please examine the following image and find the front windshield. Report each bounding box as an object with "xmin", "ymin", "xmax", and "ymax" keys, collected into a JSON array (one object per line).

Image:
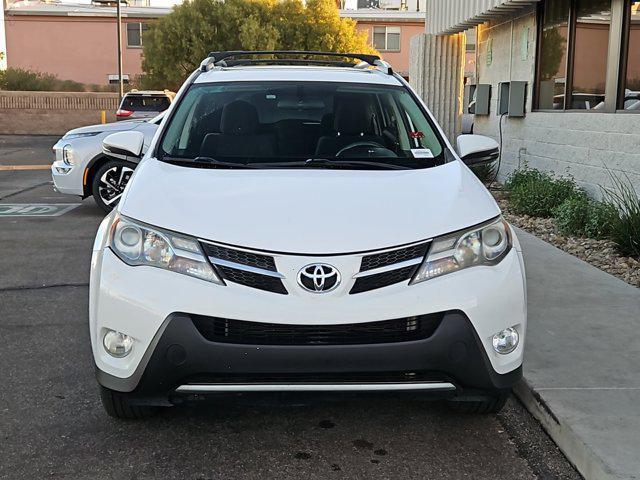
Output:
[{"xmin": 158, "ymin": 81, "xmax": 445, "ymax": 169}]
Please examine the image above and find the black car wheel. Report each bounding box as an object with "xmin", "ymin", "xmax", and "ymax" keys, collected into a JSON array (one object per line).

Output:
[{"xmin": 92, "ymin": 159, "xmax": 135, "ymax": 213}]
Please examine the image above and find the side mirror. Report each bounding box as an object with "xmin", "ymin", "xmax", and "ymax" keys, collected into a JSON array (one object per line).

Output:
[
  {"xmin": 103, "ymin": 131, "xmax": 145, "ymax": 162},
  {"xmin": 456, "ymin": 134, "xmax": 499, "ymax": 166}
]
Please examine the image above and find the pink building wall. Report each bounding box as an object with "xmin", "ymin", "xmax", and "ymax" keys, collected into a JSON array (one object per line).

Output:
[
  {"xmin": 5, "ymin": 15, "xmax": 146, "ymax": 85},
  {"xmin": 355, "ymin": 22, "xmax": 424, "ymax": 77},
  {"xmin": 4, "ymin": 14, "xmax": 424, "ymax": 85}
]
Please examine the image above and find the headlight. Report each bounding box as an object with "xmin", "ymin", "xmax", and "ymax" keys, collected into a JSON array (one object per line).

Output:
[
  {"xmin": 62, "ymin": 131, "xmax": 102, "ymax": 140},
  {"xmin": 410, "ymin": 217, "xmax": 512, "ymax": 284},
  {"xmin": 62, "ymin": 144, "xmax": 75, "ymax": 166},
  {"xmin": 108, "ymin": 214, "xmax": 224, "ymax": 285}
]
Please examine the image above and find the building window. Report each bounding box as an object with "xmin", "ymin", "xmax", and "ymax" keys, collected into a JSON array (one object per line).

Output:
[
  {"xmin": 536, "ymin": 0, "xmax": 612, "ymax": 110},
  {"xmin": 622, "ymin": 1, "xmax": 640, "ymax": 109},
  {"xmin": 536, "ymin": 0, "xmax": 570, "ymax": 109},
  {"xmin": 373, "ymin": 26, "xmax": 401, "ymax": 51},
  {"xmin": 126, "ymin": 22, "xmax": 148, "ymax": 48},
  {"xmin": 571, "ymin": 0, "xmax": 611, "ymax": 109}
]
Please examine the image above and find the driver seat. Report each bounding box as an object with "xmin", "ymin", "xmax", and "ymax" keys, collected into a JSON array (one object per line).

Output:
[{"xmin": 315, "ymin": 95, "xmax": 382, "ymax": 157}]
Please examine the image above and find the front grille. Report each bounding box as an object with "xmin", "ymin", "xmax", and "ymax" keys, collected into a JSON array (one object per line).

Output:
[
  {"xmin": 217, "ymin": 266, "xmax": 288, "ymax": 295},
  {"xmin": 350, "ymin": 264, "xmax": 418, "ymax": 294},
  {"xmin": 201, "ymin": 242, "xmax": 277, "ymax": 272},
  {"xmin": 191, "ymin": 313, "xmax": 443, "ymax": 345},
  {"xmin": 360, "ymin": 242, "xmax": 429, "ymax": 272}
]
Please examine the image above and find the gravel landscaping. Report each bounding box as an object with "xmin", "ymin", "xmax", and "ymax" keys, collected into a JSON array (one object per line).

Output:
[{"xmin": 492, "ymin": 188, "xmax": 640, "ymax": 289}]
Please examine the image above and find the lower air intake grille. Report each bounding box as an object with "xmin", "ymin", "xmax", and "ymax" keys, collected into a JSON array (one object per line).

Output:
[
  {"xmin": 350, "ymin": 264, "xmax": 418, "ymax": 294},
  {"xmin": 185, "ymin": 371, "xmax": 447, "ymax": 385},
  {"xmin": 191, "ymin": 314, "xmax": 443, "ymax": 346},
  {"xmin": 218, "ymin": 266, "xmax": 287, "ymax": 295}
]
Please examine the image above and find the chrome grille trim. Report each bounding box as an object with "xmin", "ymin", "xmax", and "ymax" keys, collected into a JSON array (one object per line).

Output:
[
  {"xmin": 207, "ymin": 257, "xmax": 285, "ymax": 278},
  {"xmin": 353, "ymin": 257, "xmax": 423, "ymax": 278}
]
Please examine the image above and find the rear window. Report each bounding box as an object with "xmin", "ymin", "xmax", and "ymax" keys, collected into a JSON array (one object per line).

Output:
[
  {"xmin": 121, "ymin": 95, "xmax": 170, "ymax": 112},
  {"xmin": 158, "ymin": 81, "xmax": 446, "ymax": 169}
]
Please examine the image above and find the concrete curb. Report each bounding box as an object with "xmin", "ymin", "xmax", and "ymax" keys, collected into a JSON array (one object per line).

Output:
[{"xmin": 513, "ymin": 379, "xmax": 614, "ymax": 480}]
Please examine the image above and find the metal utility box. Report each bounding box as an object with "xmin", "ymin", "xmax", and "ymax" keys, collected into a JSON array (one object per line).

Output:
[
  {"xmin": 464, "ymin": 84, "xmax": 491, "ymax": 115},
  {"xmin": 508, "ymin": 81, "xmax": 527, "ymax": 117},
  {"xmin": 464, "ymin": 84, "xmax": 476, "ymax": 114},
  {"xmin": 497, "ymin": 81, "xmax": 527, "ymax": 117},
  {"xmin": 498, "ymin": 82, "xmax": 510, "ymax": 115},
  {"xmin": 474, "ymin": 84, "xmax": 491, "ymax": 115}
]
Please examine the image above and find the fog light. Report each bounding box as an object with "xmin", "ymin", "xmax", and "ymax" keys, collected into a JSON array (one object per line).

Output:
[
  {"xmin": 103, "ymin": 330, "xmax": 133, "ymax": 358},
  {"xmin": 492, "ymin": 327, "xmax": 519, "ymax": 355}
]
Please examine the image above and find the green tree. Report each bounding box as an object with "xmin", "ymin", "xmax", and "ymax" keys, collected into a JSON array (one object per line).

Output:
[{"xmin": 141, "ymin": 0, "xmax": 376, "ymax": 89}]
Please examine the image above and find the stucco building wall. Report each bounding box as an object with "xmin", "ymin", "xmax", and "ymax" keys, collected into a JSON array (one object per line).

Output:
[
  {"xmin": 356, "ymin": 22, "xmax": 425, "ymax": 77},
  {"xmin": 5, "ymin": 14, "xmax": 145, "ymax": 85}
]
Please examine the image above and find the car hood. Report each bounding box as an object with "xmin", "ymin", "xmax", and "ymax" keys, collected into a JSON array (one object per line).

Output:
[
  {"xmin": 120, "ymin": 159, "xmax": 500, "ymax": 254},
  {"xmin": 63, "ymin": 119, "xmax": 146, "ymax": 137}
]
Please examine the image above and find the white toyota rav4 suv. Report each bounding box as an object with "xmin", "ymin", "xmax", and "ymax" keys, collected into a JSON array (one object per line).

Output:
[{"xmin": 91, "ymin": 51, "xmax": 526, "ymax": 419}]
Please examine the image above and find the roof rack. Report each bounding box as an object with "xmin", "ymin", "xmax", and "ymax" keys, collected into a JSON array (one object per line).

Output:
[{"xmin": 199, "ymin": 50, "xmax": 393, "ymax": 75}]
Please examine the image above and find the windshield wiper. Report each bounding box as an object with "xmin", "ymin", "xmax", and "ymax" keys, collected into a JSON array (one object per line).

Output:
[
  {"xmin": 306, "ymin": 158, "xmax": 409, "ymax": 170},
  {"xmin": 249, "ymin": 158, "xmax": 410, "ymax": 170},
  {"xmin": 162, "ymin": 156, "xmax": 256, "ymax": 169}
]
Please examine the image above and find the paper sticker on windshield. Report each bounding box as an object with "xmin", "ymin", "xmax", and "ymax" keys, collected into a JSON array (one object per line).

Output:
[{"xmin": 411, "ymin": 148, "xmax": 434, "ymax": 158}]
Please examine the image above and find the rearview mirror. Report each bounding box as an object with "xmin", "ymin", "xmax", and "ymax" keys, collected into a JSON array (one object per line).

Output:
[
  {"xmin": 456, "ymin": 134, "xmax": 499, "ymax": 166},
  {"xmin": 103, "ymin": 131, "xmax": 145, "ymax": 162}
]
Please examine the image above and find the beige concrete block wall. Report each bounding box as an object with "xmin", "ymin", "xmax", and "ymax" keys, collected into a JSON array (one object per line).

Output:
[{"xmin": 0, "ymin": 91, "xmax": 119, "ymax": 135}]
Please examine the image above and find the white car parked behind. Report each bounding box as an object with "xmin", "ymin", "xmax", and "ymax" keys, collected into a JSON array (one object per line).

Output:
[{"xmin": 51, "ymin": 114, "xmax": 162, "ymax": 212}]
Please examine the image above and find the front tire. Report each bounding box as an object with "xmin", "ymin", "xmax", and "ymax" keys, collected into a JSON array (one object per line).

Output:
[
  {"xmin": 92, "ymin": 159, "xmax": 135, "ymax": 213},
  {"xmin": 446, "ymin": 391, "xmax": 510, "ymax": 414},
  {"xmin": 99, "ymin": 386, "xmax": 158, "ymax": 419}
]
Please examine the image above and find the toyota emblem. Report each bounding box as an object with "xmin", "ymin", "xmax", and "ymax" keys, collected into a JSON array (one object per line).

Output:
[{"xmin": 297, "ymin": 264, "xmax": 341, "ymax": 293}]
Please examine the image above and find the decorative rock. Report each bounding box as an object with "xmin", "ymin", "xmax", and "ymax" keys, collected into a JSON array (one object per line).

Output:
[{"xmin": 493, "ymin": 192, "xmax": 640, "ymax": 289}]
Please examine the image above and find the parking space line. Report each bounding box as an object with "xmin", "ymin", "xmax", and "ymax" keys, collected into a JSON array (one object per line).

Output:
[
  {"xmin": 0, "ymin": 203, "xmax": 80, "ymax": 217},
  {"xmin": 0, "ymin": 165, "xmax": 51, "ymax": 171}
]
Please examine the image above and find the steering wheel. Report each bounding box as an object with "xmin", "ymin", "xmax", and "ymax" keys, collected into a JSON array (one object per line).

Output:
[{"xmin": 335, "ymin": 141, "xmax": 389, "ymax": 158}]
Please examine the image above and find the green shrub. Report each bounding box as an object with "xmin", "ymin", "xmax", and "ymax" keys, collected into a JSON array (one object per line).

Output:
[
  {"xmin": 553, "ymin": 194, "xmax": 590, "ymax": 236},
  {"xmin": 505, "ymin": 168, "xmax": 580, "ymax": 217},
  {"xmin": 553, "ymin": 194, "xmax": 617, "ymax": 239},
  {"xmin": 0, "ymin": 67, "xmax": 84, "ymax": 91},
  {"xmin": 584, "ymin": 201, "xmax": 617, "ymax": 239},
  {"xmin": 602, "ymin": 172, "xmax": 640, "ymax": 258}
]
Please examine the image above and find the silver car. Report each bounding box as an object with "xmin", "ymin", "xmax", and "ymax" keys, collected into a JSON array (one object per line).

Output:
[{"xmin": 51, "ymin": 114, "xmax": 162, "ymax": 212}]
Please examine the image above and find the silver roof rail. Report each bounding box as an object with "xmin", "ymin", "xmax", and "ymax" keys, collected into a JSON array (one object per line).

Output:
[
  {"xmin": 199, "ymin": 57, "xmax": 217, "ymax": 72},
  {"xmin": 374, "ymin": 59, "xmax": 394, "ymax": 76},
  {"xmin": 197, "ymin": 51, "xmax": 394, "ymax": 75}
]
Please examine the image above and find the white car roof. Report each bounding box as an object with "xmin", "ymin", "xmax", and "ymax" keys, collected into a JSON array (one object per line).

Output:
[{"xmin": 194, "ymin": 66, "xmax": 404, "ymax": 86}]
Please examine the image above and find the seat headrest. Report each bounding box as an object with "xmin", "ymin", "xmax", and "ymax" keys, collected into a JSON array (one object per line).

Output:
[
  {"xmin": 334, "ymin": 95, "xmax": 373, "ymax": 136},
  {"xmin": 220, "ymin": 100, "xmax": 259, "ymax": 135},
  {"xmin": 320, "ymin": 113, "xmax": 334, "ymax": 132}
]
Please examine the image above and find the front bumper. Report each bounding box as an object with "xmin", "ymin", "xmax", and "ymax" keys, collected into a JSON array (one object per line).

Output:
[
  {"xmin": 97, "ymin": 310, "xmax": 522, "ymax": 401},
  {"xmin": 90, "ymin": 228, "xmax": 527, "ymax": 399},
  {"xmin": 51, "ymin": 140, "xmax": 87, "ymax": 196}
]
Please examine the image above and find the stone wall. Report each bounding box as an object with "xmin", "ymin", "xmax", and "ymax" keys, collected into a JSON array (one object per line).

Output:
[{"xmin": 0, "ymin": 91, "xmax": 119, "ymax": 135}]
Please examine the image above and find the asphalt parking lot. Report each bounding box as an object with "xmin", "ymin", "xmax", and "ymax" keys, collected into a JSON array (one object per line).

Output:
[{"xmin": 0, "ymin": 135, "xmax": 581, "ymax": 480}]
